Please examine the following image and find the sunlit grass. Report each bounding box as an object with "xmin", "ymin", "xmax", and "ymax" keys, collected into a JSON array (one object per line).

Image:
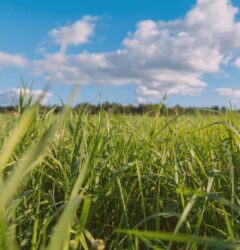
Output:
[{"xmin": 1, "ymin": 94, "xmax": 240, "ymax": 249}]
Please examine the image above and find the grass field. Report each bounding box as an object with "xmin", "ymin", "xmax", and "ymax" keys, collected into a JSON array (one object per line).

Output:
[{"xmin": 1, "ymin": 103, "xmax": 240, "ymax": 249}]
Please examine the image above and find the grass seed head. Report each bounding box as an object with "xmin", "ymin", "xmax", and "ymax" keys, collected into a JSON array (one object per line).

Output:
[{"xmin": 92, "ymin": 239, "xmax": 105, "ymax": 250}]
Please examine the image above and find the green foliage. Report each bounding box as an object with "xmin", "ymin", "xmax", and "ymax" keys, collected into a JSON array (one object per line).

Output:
[
  {"xmin": 1, "ymin": 98, "xmax": 240, "ymax": 249},
  {"xmin": 0, "ymin": 101, "xmax": 237, "ymax": 116}
]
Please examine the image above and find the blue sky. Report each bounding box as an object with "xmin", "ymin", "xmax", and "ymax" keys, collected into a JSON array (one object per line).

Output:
[{"xmin": 1, "ymin": 0, "xmax": 240, "ymax": 107}]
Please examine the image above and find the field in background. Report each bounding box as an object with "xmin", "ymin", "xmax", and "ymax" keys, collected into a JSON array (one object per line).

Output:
[{"xmin": 1, "ymin": 104, "xmax": 240, "ymax": 249}]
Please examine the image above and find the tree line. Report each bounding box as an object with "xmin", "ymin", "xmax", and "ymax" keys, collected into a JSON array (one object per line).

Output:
[{"xmin": 0, "ymin": 102, "xmax": 236, "ymax": 116}]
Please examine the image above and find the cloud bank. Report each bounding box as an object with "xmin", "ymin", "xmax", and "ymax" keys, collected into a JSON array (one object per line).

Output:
[
  {"xmin": 0, "ymin": 52, "xmax": 28, "ymax": 68},
  {"xmin": 0, "ymin": 88, "xmax": 53, "ymax": 106},
  {"xmin": 3, "ymin": 0, "xmax": 240, "ymax": 104},
  {"xmin": 31, "ymin": 0, "xmax": 240, "ymax": 103},
  {"xmin": 215, "ymin": 88, "xmax": 240, "ymax": 103}
]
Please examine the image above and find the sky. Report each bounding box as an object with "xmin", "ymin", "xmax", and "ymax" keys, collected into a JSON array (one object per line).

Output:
[{"xmin": 1, "ymin": 0, "xmax": 240, "ymax": 107}]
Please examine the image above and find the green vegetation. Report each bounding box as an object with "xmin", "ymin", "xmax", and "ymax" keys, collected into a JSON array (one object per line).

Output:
[
  {"xmin": 0, "ymin": 102, "xmax": 234, "ymax": 116},
  {"xmin": 1, "ymin": 97, "xmax": 240, "ymax": 249}
]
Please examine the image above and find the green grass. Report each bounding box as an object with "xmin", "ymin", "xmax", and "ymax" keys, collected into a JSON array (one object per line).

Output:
[{"xmin": 1, "ymin": 103, "xmax": 240, "ymax": 249}]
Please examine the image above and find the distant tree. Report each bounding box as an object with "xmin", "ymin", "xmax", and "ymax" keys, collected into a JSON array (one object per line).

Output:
[{"xmin": 0, "ymin": 102, "xmax": 231, "ymax": 116}]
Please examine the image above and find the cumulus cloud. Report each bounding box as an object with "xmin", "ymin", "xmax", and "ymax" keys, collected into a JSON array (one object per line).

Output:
[
  {"xmin": 215, "ymin": 88, "xmax": 240, "ymax": 103},
  {"xmin": 234, "ymin": 57, "xmax": 240, "ymax": 67},
  {"xmin": 0, "ymin": 52, "xmax": 28, "ymax": 68},
  {"xmin": 48, "ymin": 15, "xmax": 97, "ymax": 53},
  {"xmin": 0, "ymin": 88, "xmax": 53, "ymax": 106},
  {"xmin": 33, "ymin": 0, "xmax": 240, "ymax": 103}
]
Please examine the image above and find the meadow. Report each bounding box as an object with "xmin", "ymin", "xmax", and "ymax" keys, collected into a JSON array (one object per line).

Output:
[{"xmin": 1, "ymin": 100, "xmax": 240, "ymax": 249}]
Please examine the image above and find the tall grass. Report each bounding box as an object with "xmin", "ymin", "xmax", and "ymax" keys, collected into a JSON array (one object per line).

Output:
[{"xmin": 0, "ymin": 92, "xmax": 240, "ymax": 249}]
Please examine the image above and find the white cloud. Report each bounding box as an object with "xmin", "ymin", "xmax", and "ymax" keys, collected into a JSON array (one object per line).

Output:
[
  {"xmin": 48, "ymin": 15, "xmax": 97, "ymax": 53},
  {"xmin": 215, "ymin": 88, "xmax": 240, "ymax": 103},
  {"xmin": 0, "ymin": 52, "xmax": 28, "ymax": 68},
  {"xmin": 186, "ymin": 0, "xmax": 239, "ymax": 39},
  {"xmin": 0, "ymin": 88, "xmax": 53, "ymax": 106},
  {"xmin": 33, "ymin": 0, "xmax": 240, "ymax": 103},
  {"xmin": 234, "ymin": 57, "xmax": 240, "ymax": 67}
]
